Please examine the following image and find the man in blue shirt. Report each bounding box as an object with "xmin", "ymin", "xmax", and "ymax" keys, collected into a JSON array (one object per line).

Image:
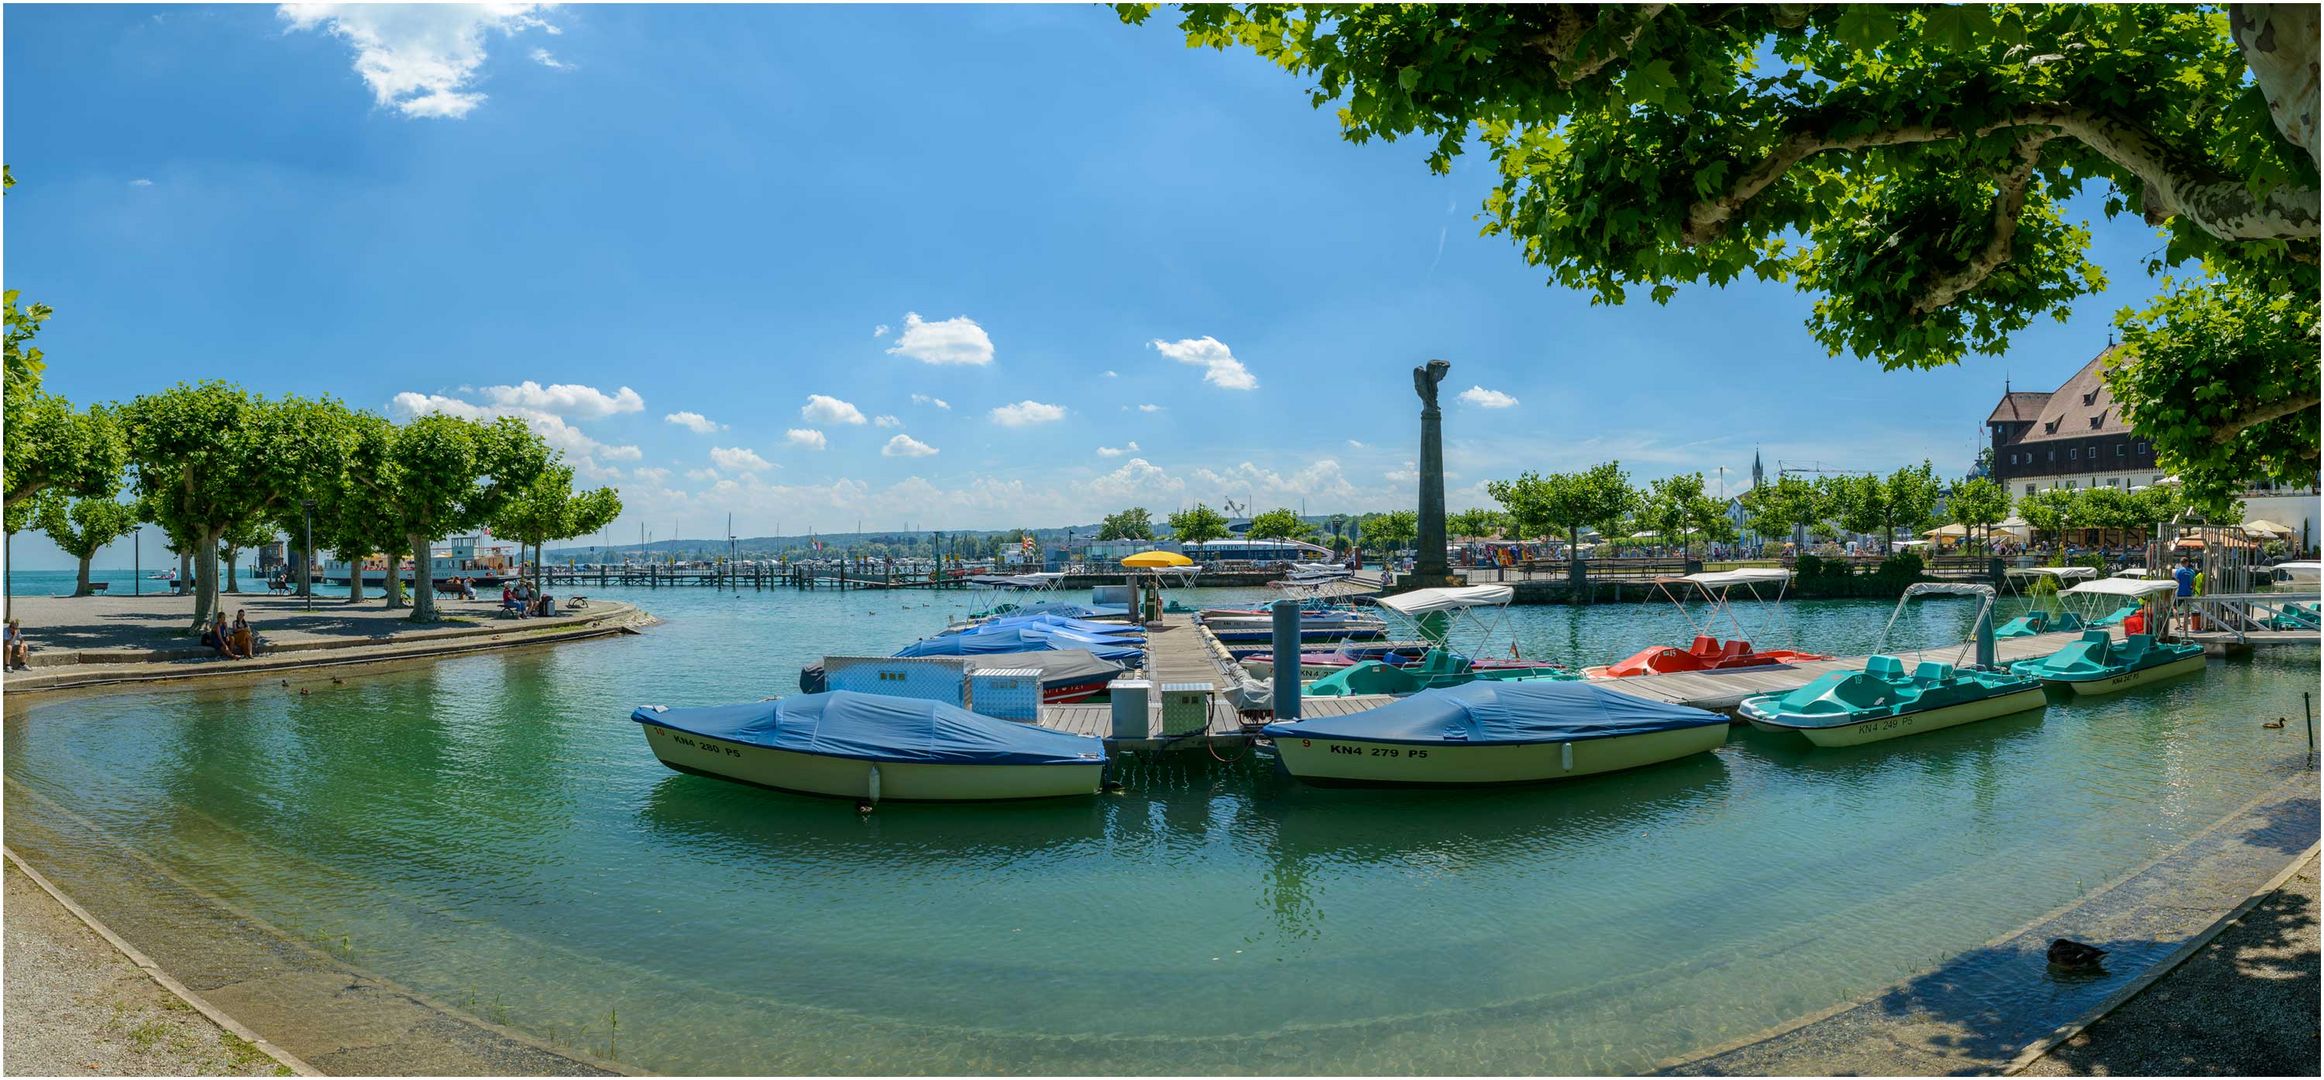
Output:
[{"xmin": 2174, "ymin": 559, "xmax": 2197, "ymax": 598}]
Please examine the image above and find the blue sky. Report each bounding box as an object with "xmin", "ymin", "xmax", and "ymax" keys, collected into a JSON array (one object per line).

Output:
[{"xmin": 6, "ymin": 4, "xmax": 2172, "ymax": 569}]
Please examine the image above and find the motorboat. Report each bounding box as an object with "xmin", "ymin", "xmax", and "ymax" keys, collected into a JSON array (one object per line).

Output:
[
  {"xmin": 1200, "ymin": 607, "xmax": 1388, "ymax": 644},
  {"xmin": 1261, "ymin": 679, "xmax": 1729, "ymax": 787},
  {"xmin": 1301, "ymin": 585, "xmax": 1573, "ymax": 696},
  {"xmin": 1581, "ymin": 569, "xmax": 1831, "ymax": 678},
  {"xmin": 633, "ymin": 690, "xmax": 1108, "ymax": 802},
  {"xmin": 896, "ymin": 612, "xmax": 1145, "ymax": 663},
  {"xmin": 2270, "ymin": 560, "xmax": 2321, "ymax": 588},
  {"xmin": 799, "ymin": 648, "xmax": 1122, "ymax": 703},
  {"xmin": 2009, "ymin": 629, "xmax": 2206, "ymax": 694},
  {"xmin": 1738, "ymin": 583, "xmax": 2047, "ymax": 746}
]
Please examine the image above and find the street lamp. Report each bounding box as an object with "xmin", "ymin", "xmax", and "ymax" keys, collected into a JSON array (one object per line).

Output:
[{"xmin": 300, "ymin": 499, "xmax": 317, "ymax": 611}]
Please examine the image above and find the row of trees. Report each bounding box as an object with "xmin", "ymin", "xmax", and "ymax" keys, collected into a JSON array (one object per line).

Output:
[{"xmin": 1485, "ymin": 462, "xmax": 1756, "ymax": 558}]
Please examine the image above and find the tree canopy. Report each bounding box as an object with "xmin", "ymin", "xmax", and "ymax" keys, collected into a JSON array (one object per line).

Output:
[
  {"xmin": 38, "ymin": 495, "xmax": 138, "ymax": 597},
  {"xmin": 492, "ymin": 461, "xmax": 623, "ymax": 594},
  {"xmin": 1739, "ymin": 474, "xmax": 1823, "ymax": 542},
  {"xmin": 1360, "ymin": 508, "xmax": 1420, "ymax": 552},
  {"xmin": 1484, "ymin": 461, "xmax": 1635, "ymax": 551},
  {"xmin": 1166, "ymin": 503, "xmax": 1232, "ymax": 544},
  {"xmin": 1246, "ymin": 506, "xmax": 1318, "ymax": 541},
  {"xmin": 1127, "ymin": 3, "xmax": 2319, "ymax": 509},
  {"xmin": 1096, "ymin": 506, "xmax": 1158, "ymax": 541}
]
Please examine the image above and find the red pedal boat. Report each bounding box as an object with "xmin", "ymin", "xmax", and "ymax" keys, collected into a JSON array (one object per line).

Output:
[{"xmin": 1583, "ymin": 634, "xmax": 1830, "ymax": 678}]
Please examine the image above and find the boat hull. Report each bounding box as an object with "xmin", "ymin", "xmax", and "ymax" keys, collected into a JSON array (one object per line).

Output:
[
  {"xmin": 1268, "ymin": 724, "xmax": 1726, "ymax": 787},
  {"xmin": 2053, "ymin": 652, "xmax": 2208, "ymax": 696},
  {"xmin": 1742, "ymin": 686, "xmax": 2048, "ymax": 747},
  {"xmin": 641, "ymin": 723, "xmax": 1101, "ymax": 801}
]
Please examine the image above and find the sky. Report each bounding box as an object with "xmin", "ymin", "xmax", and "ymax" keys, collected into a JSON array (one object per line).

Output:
[{"xmin": 4, "ymin": 3, "xmax": 2176, "ymax": 570}]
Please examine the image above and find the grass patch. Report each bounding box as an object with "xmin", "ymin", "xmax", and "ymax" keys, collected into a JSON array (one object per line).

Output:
[
  {"xmin": 124, "ymin": 1017, "xmax": 170, "ymax": 1052},
  {"xmin": 220, "ymin": 1032, "xmax": 277, "ymax": 1072}
]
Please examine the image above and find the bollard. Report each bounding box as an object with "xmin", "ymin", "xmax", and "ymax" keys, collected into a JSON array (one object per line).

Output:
[
  {"xmin": 1975, "ymin": 600, "xmax": 1997, "ymax": 671},
  {"xmin": 1271, "ymin": 598, "xmax": 1301, "ymax": 721}
]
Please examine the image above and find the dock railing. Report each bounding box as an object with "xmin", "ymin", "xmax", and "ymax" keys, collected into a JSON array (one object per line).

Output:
[{"xmin": 2174, "ymin": 591, "xmax": 2322, "ymax": 644}]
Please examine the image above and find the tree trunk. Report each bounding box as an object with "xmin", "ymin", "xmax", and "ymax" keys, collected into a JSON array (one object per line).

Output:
[
  {"xmin": 347, "ymin": 558, "xmax": 365, "ymax": 604},
  {"xmin": 74, "ymin": 556, "xmax": 93, "ymax": 597},
  {"xmin": 383, "ymin": 547, "xmax": 407, "ymax": 610},
  {"xmin": 225, "ymin": 547, "xmax": 241, "ymax": 593},
  {"xmin": 178, "ymin": 551, "xmax": 192, "ymax": 592},
  {"xmin": 191, "ymin": 527, "xmax": 223, "ymax": 633},
  {"xmin": 409, "ymin": 533, "xmax": 435, "ymax": 621}
]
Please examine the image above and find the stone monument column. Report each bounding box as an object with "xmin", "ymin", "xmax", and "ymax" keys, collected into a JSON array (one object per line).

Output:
[{"xmin": 1408, "ymin": 359, "xmax": 1461, "ymax": 589}]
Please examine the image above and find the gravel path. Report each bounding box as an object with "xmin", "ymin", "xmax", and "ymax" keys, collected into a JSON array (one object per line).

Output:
[
  {"xmin": 2023, "ymin": 852, "xmax": 2320, "ymax": 1076},
  {"xmin": 4, "ymin": 862, "xmax": 287, "ymax": 1076}
]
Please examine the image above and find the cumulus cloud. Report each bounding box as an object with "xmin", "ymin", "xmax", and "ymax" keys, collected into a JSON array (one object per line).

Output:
[
  {"xmin": 1188, "ymin": 458, "xmax": 1357, "ymax": 503},
  {"xmin": 631, "ymin": 467, "xmax": 671, "ymax": 485},
  {"xmin": 1150, "ymin": 336, "xmax": 1257, "ymax": 390},
  {"xmin": 389, "ymin": 390, "xmax": 638, "ymax": 462},
  {"xmin": 277, "ymin": 3, "xmax": 557, "ymax": 119},
  {"xmin": 990, "ymin": 400, "xmax": 1067, "ymax": 427},
  {"xmin": 885, "ymin": 312, "xmax": 994, "ymax": 366},
  {"xmin": 1096, "ymin": 441, "xmax": 1141, "ymax": 458},
  {"xmin": 873, "ymin": 415, "xmax": 901, "ymax": 428},
  {"xmin": 1090, "ymin": 457, "xmax": 1185, "ymax": 499},
  {"xmin": 709, "ymin": 446, "xmax": 773, "ymax": 472},
  {"xmin": 479, "ymin": 380, "xmax": 643, "ymax": 419},
  {"xmin": 1458, "ymin": 385, "xmax": 1519, "ymax": 409},
  {"xmin": 785, "ymin": 429, "xmax": 827, "ymax": 451},
  {"xmin": 872, "ymin": 324, "xmax": 891, "ymax": 338},
  {"xmin": 882, "ymin": 434, "xmax": 939, "ymax": 458},
  {"xmin": 910, "ymin": 393, "xmax": 950, "ymax": 410},
  {"xmin": 665, "ymin": 411, "xmax": 724, "ymax": 434},
  {"xmin": 801, "ymin": 394, "xmax": 867, "ymax": 425},
  {"xmin": 529, "ymin": 46, "xmax": 570, "ymax": 70}
]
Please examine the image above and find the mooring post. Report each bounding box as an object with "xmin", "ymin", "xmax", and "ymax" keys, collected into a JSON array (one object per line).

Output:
[{"xmin": 1271, "ymin": 598, "xmax": 1301, "ymax": 722}]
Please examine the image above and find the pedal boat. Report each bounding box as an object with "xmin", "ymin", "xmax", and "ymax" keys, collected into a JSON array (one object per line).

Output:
[
  {"xmin": 1262, "ymin": 679, "xmax": 1728, "ymax": 787},
  {"xmin": 1582, "ymin": 569, "xmax": 1830, "ymax": 677},
  {"xmin": 2008, "ymin": 630, "xmax": 2206, "ymax": 695},
  {"xmin": 1738, "ymin": 656, "xmax": 2048, "ymax": 746},
  {"xmin": 633, "ymin": 690, "xmax": 1107, "ymax": 802}
]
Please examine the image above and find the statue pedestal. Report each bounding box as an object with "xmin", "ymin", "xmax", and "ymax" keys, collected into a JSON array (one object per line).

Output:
[{"xmin": 1393, "ymin": 572, "xmax": 1464, "ymax": 592}]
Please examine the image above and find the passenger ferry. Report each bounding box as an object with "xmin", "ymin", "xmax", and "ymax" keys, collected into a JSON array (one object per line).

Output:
[{"xmin": 319, "ymin": 534, "xmax": 522, "ymax": 587}]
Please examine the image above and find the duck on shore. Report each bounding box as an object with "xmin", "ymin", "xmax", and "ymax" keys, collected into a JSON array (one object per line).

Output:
[{"xmin": 2047, "ymin": 938, "xmax": 2108, "ymax": 972}]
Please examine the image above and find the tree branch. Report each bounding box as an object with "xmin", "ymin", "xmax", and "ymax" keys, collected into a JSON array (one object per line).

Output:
[
  {"xmin": 1911, "ymin": 133, "xmax": 2052, "ymax": 315},
  {"xmin": 2230, "ymin": 3, "xmax": 2321, "ymax": 171},
  {"xmin": 2213, "ymin": 388, "xmax": 2324, "ymax": 443},
  {"xmin": 1555, "ymin": 5, "xmax": 1667, "ymax": 85},
  {"xmin": 1682, "ymin": 106, "xmax": 1963, "ymax": 245}
]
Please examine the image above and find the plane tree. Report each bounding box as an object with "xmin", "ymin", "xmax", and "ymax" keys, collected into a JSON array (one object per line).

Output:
[
  {"xmin": 1946, "ymin": 476, "xmax": 2011, "ymax": 553},
  {"xmin": 1096, "ymin": 507, "xmax": 1157, "ymax": 541},
  {"xmin": 1126, "ymin": 4, "xmax": 2320, "ymax": 513},
  {"xmin": 491, "ymin": 461, "xmax": 623, "ymax": 597},
  {"xmin": 1485, "ymin": 461, "xmax": 1635, "ymax": 556},
  {"xmin": 348, "ymin": 413, "xmax": 550, "ymax": 621},
  {"xmin": 1739, "ymin": 474, "xmax": 1825, "ymax": 549},
  {"xmin": 1246, "ymin": 507, "xmax": 1318, "ymax": 541},
  {"xmin": 39, "ymin": 495, "xmax": 140, "ymax": 597},
  {"xmin": 1167, "ymin": 503, "xmax": 1232, "ymax": 544}
]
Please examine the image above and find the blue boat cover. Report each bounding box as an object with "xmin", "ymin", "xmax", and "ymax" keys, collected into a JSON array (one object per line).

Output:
[
  {"xmin": 633, "ymin": 690, "xmax": 1107, "ymax": 766},
  {"xmin": 894, "ymin": 628, "xmax": 1143, "ymax": 662},
  {"xmin": 1262, "ymin": 679, "xmax": 1724, "ymax": 745}
]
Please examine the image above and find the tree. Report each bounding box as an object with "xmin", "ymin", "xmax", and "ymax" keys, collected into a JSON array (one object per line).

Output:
[
  {"xmin": 37, "ymin": 496, "xmax": 139, "ymax": 597},
  {"xmin": 491, "ymin": 461, "xmax": 623, "ymax": 596},
  {"xmin": 1246, "ymin": 507, "xmax": 1317, "ymax": 541},
  {"xmin": 1129, "ymin": 4, "xmax": 2320, "ymax": 510},
  {"xmin": 1739, "ymin": 475, "xmax": 1824, "ymax": 548},
  {"xmin": 1485, "ymin": 461, "xmax": 1635, "ymax": 556},
  {"xmin": 1446, "ymin": 506, "xmax": 1509, "ymax": 539},
  {"xmin": 1636, "ymin": 472, "xmax": 1725, "ymax": 558},
  {"xmin": 1362, "ymin": 509, "xmax": 1419, "ymax": 553},
  {"xmin": 1167, "ymin": 503, "xmax": 1231, "ymax": 545},
  {"xmin": 5, "ymin": 395, "xmax": 125, "ymax": 512},
  {"xmin": 1095, "ymin": 506, "xmax": 1157, "ymax": 541},
  {"xmin": 1879, "ymin": 461, "xmax": 1945, "ymax": 554},
  {"xmin": 347, "ymin": 412, "xmax": 549, "ymax": 621},
  {"xmin": 2016, "ymin": 487, "xmax": 2079, "ymax": 548},
  {"xmin": 218, "ymin": 519, "xmax": 278, "ymax": 594},
  {"xmin": 1948, "ymin": 476, "xmax": 2011, "ymax": 553},
  {"xmin": 1819, "ymin": 474, "xmax": 1890, "ymax": 547}
]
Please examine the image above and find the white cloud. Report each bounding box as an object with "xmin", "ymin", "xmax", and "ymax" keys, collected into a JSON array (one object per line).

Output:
[
  {"xmin": 872, "ymin": 324, "xmax": 891, "ymax": 338},
  {"xmin": 1137, "ymin": 403, "xmax": 1164, "ymax": 413},
  {"xmin": 1188, "ymin": 459, "xmax": 1358, "ymax": 504},
  {"xmin": 1096, "ymin": 441, "xmax": 1141, "ymax": 458},
  {"xmin": 1103, "ymin": 370, "xmax": 1119, "ymax": 378},
  {"xmin": 686, "ymin": 467, "xmax": 718, "ymax": 482},
  {"xmin": 1458, "ymin": 385, "xmax": 1519, "ymax": 409},
  {"xmin": 529, "ymin": 47, "xmax": 570, "ymax": 70},
  {"xmin": 389, "ymin": 390, "xmax": 633, "ymax": 461},
  {"xmin": 479, "ymin": 381, "xmax": 643, "ymax": 420},
  {"xmin": 665, "ymin": 411, "xmax": 725, "ymax": 434},
  {"xmin": 1090, "ymin": 457, "xmax": 1185, "ymax": 499},
  {"xmin": 785, "ymin": 429, "xmax": 828, "ymax": 451},
  {"xmin": 990, "ymin": 400, "xmax": 1067, "ymax": 427},
  {"xmin": 632, "ymin": 467, "xmax": 671, "ymax": 485},
  {"xmin": 801, "ymin": 394, "xmax": 867, "ymax": 425},
  {"xmin": 1149, "ymin": 336, "xmax": 1257, "ymax": 390},
  {"xmin": 882, "ymin": 434, "xmax": 939, "ymax": 458},
  {"xmin": 873, "ymin": 415, "xmax": 901, "ymax": 428},
  {"xmin": 885, "ymin": 312, "xmax": 994, "ymax": 366},
  {"xmin": 277, "ymin": 3, "xmax": 556, "ymax": 119},
  {"xmin": 599, "ymin": 444, "xmax": 643, "ymax": 462},
  {"xmin": 709, "ymin": 446, "xmax": 773, "ymax": 472},
  {"xmin": 129, "ymin": 178, "xmax": 154, "ymax": 188},
  {"xmin": 1346, "ymin": 439, "xmax": 1368, "ymax": 449}
]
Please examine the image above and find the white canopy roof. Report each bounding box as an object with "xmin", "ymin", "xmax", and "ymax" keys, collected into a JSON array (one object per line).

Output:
[
  {"xmin": 1678, "ymin": 568, "xmax": 1791, "ymax": 589},
  {"xmin": 2061, "ymin": 577, "xmax": 2179, "ymax": 598},
  {"xmin": 1377, "ymin": 584, "xmax": 1514, "ymax": 615},
  {"xmin": 2113, "ymin": 567, "xmax": 2158, "ymax": 578},
  {"xmin": 2006, "ymin": 566, "xmax": 2098, "ymax": 580}
]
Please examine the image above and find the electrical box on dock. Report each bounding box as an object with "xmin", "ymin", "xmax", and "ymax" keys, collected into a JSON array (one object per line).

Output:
[
  {"xmin": 967, "ymin": 668, "xmax": 1043, "ymax": 722},
  {"xmin": 1159, "ymin": 682, "xmax": 1213, "ymax": 736},
  {"xmin": 822, "ymin": 656, "xmax": 967, "ymax": 705},
  {"xmin": 1109, "ymin": 679, "xmax": 1152, "ymax": 740}
]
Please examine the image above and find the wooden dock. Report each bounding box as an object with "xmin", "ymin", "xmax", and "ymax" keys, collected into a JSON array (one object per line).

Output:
[{"xmin": 1034, "ymin": 621, "xmax": 2100, "ymax": 750}]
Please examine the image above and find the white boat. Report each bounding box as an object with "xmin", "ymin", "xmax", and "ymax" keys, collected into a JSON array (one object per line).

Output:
[
  {"xmin": 1261, "ymin": 679, "xmax": 1728, "ymax": 787},
  {"xmin": 633, "ymin": 691, "xmax": 1108, "ymax": 802},
  {"xmin": 2270, "ymin": 560, "xmax": 2321, "ymax": 587}
]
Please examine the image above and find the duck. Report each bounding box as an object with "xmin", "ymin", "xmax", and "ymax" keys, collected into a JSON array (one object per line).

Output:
[
  {"xmin": 298, "ymin": 688, "xmax": 311, "ymax": 697},
  {"xmin": 2047, "ymin": 938, "xmax": 2108, "ymax": 972},
  {"xmin": 855, "ymin": 801, "xmax": 876, "ymax": 815},
  {"xmin": 330, "ymin": 676, "xmax": 344, "ymax": 686},
  {"xmin": 2264, "ymin": 717, "xmax": 2287, "ymax": 729},
  {"xmin": 279, "ymin": 679, "xmax": 290, "ymax": 688}
]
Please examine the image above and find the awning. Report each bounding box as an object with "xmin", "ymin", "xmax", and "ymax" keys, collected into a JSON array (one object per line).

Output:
[
  {"xmin": 2062, "ymin": 578, "xmax": 2180, "ymax": 598},
  {"xmin": 1377, "ymin": 584, "xmax": 1515, "ymax": 615},
  {"xmin": 2242, "ymin": 519, "xmax": 2297, "ymax": 537},
  {"xmin": 1678, "ymin": 568, "xmax": 1790, "ymax": 588},
  {"xmin": 2006, "ymin": 566, "xmax": 2097, "ymax": 580}
]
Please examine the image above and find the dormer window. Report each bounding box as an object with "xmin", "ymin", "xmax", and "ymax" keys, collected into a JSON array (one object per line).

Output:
[
  {"xmin": 2089, "ymin": 413, "xmax": 2105, "ymax": 428},
  {"xmin": 2044, "ymin": 420, "xmax": 2060, "ymax": 433},
  {"xmin": 2081, "ymin": 390, "xmax": 2098, "ymax": 406}
]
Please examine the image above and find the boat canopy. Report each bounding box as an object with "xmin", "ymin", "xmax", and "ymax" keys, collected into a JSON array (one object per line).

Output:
[
  {"xmin": 1261, "ymin": 679, "xmax": 1723, "ymax": 746},
  {"xmin": 2060, "ymin": 577, "xmax": 2180, "ymax": 598},
  {"xmin": 1377, "ymin": 584, "xmax": 1514, "ymax": 616},
  {"xmin": 1900, "ymin": 582, "xmax": 1996, "ymax": 600},
  {"xmin": 633, "ymin": 690, "xmax": 1106, "ymax": 766},
  {"xmin": 2006, "ymin": 566, "xmax": 2098, "ymax": 580},
  {"xmin": 1679, "ymin": 568, "xmax": 1790, "ymax": 588}
]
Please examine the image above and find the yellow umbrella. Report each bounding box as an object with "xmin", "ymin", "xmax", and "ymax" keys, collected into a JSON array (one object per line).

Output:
[{"xmin": 1121, "ymin": 550, "xmax": 1192, "ymax": 568}]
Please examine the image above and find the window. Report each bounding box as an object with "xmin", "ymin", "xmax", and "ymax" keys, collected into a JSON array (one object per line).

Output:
[
  {"xmin": 2087, "ymin": 444, "xmax": 2098, "ymax": 458},
  {"xmin": 2070, "ymin": 448, "xmax": 2079, "ymax": 460},
  {"xmin": 2082, "ymin": 390, "xmax": 2098, "ymax": 406},
  {"xmin": 2116, "ymin": 444, "xmax": 2125, "ymax": 456},
  {"xmin": 2089, "ymin": 415, "xmax": 2103, "ymax": 429},
  {"xmin": 2152, "ymin": 475, "xmax": 2165, "ymax": 484},
  {"xmin": 2026, "ymin": 483, "xmax": 2037, "ymax": 496},
  {"xmin": 2065, "ymin": 480, "xmax": 2077, "ymax": 489},
  {"xmin": 2048, "ymin": 450, "xmax": 2056, "ymax": 462}
]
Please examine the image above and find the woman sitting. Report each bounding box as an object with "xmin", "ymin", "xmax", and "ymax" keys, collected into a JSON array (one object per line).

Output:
[
  {"xmin": 206, "ymin": 613, "xmax": 244, "ymax": 659},
  {"xmin": 5, "ymin": 620, "xmax": 30, "ymax": 671},
  {"xmin": 231, "ymin": 611, "xmax": 257, "ymax": 657}
]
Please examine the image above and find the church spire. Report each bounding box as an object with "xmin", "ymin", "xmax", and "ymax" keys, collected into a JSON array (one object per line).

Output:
[{"xmin": 1750, "ymin": 447, "xmax": 1764, "ymax": 490}]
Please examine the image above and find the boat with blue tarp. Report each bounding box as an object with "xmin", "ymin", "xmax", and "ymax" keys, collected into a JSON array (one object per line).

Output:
[
  {"xmin": 1739, "ymin": 583, "xmax": 2048, "ymax": 746},
  {"xmin": 1261, "ymin": 679, "xmax": 1727, "ymax": 787},
  {"xmin": 633, "ymin": 690, "xmax": 1109, "ymax": 802}
]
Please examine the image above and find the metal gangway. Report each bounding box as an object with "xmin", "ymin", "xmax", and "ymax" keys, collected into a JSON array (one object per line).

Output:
[{"xmin": 2175, "ymin": 591, "xmax": 2323, "ymax": 647}]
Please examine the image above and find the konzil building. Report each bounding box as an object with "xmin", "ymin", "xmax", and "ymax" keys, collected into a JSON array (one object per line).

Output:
[{"xmin": 1986, "ymin": 345, "xmax": 2163, "ymax": 497}]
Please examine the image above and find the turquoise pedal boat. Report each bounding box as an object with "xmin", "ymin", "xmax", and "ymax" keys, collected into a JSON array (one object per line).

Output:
[
  {"xmin": 1305, "ymin": 585, "xmax": 1576, "ymax": 697},
  {"xmin": 2009, "ymin": 629, "xmax": 2206, "ymax": 695},
  {"xmin": 1739, "ymin": 583, "xmax": 2046, "ymax": 747}
]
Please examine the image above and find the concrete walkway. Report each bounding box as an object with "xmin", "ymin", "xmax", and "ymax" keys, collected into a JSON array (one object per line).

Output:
[
  {"xmin": 2021, "ymin": 853, "xmax": 2319, "ymax": 1076},
  {"xmin": 3, "ymin": 593, "xmax": 649, "ymax": 696}
]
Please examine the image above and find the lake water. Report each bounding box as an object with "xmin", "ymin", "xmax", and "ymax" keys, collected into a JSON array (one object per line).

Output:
[{"xmin": 5, "ymin": 573, "xmax": 2316, "ymax": 1073}]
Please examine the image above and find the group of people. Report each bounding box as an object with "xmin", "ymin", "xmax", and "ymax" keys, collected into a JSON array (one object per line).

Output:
[
  {"xmin": 200, "ymin": 610, "xmax": 259, "ymax": 659},
  {"xmin": 500, "ymin": 579, "xmax": 558, "ymax": 618}
]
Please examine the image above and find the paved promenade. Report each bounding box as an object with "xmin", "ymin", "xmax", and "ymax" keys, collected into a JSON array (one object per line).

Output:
[{"xmin": 2, "ymin": 592, "xmax": 649, "ymax": 696}]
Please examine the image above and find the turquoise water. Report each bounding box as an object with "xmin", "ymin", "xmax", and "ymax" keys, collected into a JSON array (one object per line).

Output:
[{"xmin": 5, "ymin": 577, "xmax": 2317, "ymax": 1073}]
